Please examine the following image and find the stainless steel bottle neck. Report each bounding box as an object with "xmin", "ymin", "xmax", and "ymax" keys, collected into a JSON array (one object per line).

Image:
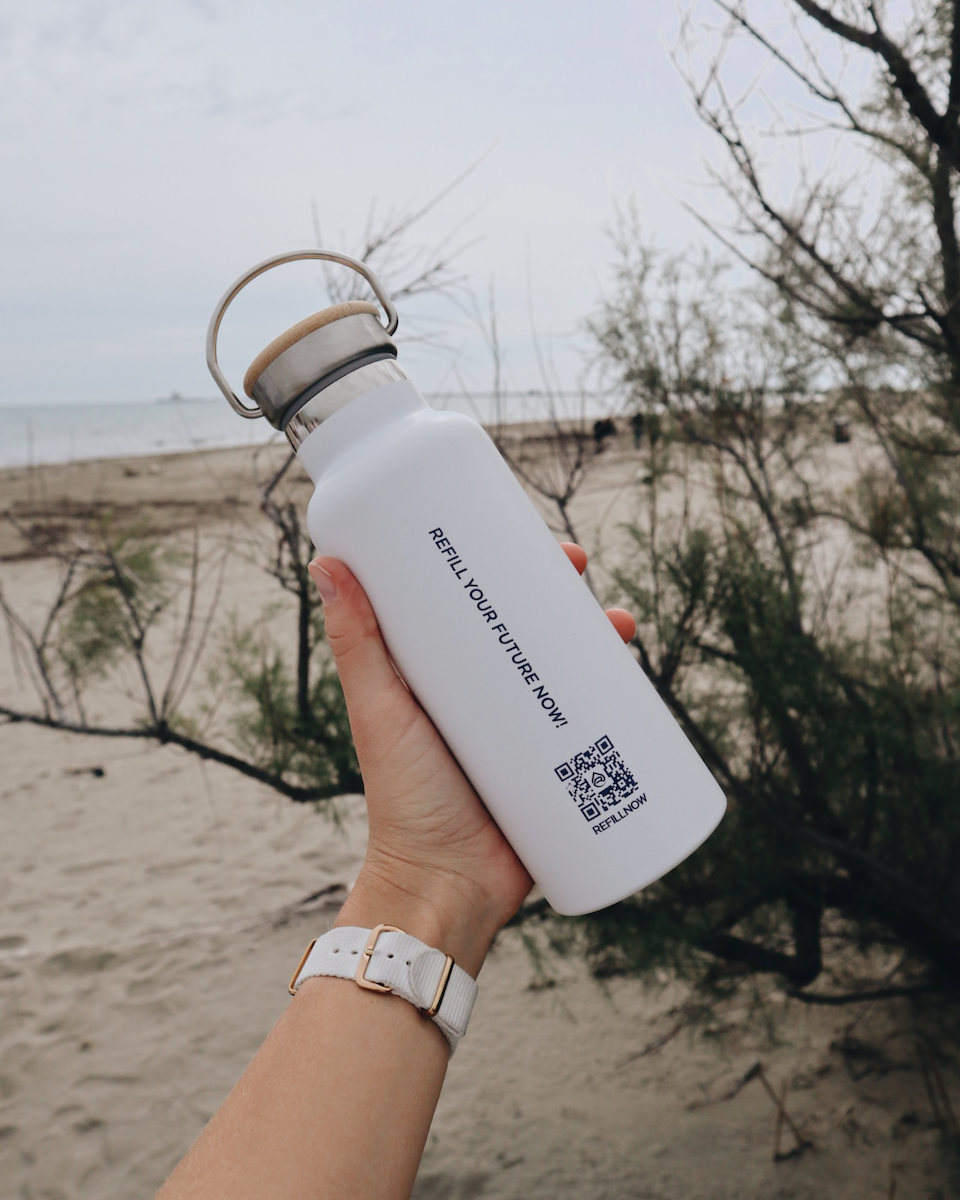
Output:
[
  {"xmin": 283, "ymin": 359, "xmax": 409, "ymax": 451},
  {"xmin": 237, "ymin": 305, "xmax": 406, "ymax": 448},
  {"xmin": 249, "ymin": 310, "xmax": 398, "ymax": 423}
]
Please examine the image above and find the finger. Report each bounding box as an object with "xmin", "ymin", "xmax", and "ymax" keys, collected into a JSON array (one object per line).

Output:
[
  {"xmin": 558, "ymin": 544, "xmax": 634, "ymax": 639},
  {"xmin": 560, "ymin": 542, "xmax": 587, "ymax": 576},
  {"xmin": 308, "ymin": 556, "xmax": 414, "ymax": 732},
  {"xmin": 605, "ymin": 607, "xmax": 636, "ymax": 644}
]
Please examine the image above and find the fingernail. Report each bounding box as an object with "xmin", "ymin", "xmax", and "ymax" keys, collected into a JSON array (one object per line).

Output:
[{"xmin": 308, "ymin": 560, "xmax": 338, "ymax": 605}]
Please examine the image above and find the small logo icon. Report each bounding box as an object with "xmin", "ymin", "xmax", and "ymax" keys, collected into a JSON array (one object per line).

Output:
[{"xmin": 591, "ymin": 771, "xmax": 606, "ymax": 787}]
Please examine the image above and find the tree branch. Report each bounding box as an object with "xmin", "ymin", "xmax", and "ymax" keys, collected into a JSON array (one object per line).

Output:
[
  {"xmin": 789, "ymin": 982, "xmax": 954, "ymax": 1005},
  {"xmin": 0, "ymin": 705, "xmax": 338, "ymax": 803},
  {"xmin": 792, "ymin": 0, "xmax": 958, "ymax": 167}
]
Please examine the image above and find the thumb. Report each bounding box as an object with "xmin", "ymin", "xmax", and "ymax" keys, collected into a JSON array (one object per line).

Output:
[{"xmin": 308, "ymin": 556, "xmax": 413, "ymax": 737}]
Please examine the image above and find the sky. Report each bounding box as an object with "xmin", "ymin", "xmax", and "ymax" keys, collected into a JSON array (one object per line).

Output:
[{"xmin": 0, "ymin": 0, "xmax": 724, "ymax": 410}]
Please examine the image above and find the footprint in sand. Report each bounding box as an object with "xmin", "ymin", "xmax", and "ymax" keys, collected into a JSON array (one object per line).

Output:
[{"xmin": 41, "ymin": 948, "xmax": 117, "ymax": 975}]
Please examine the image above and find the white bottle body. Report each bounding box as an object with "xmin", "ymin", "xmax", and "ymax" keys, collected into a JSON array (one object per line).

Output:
[{"xmin": 300, "ymin": 377, "xmax": 725, "ymax": 915}]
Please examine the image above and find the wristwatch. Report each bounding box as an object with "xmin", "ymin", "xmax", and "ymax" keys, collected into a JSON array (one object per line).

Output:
[{"xmin": 288, "ymin": 924, "xmax": 479, "ymax": 1054}]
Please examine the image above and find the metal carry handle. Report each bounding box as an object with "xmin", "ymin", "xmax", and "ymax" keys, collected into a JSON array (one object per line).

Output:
[{"xmin": 206, "ymin": 249, "xmax": 400, "ymax": 419}]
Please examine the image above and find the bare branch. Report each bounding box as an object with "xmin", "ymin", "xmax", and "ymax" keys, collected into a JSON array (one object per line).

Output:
[{"xmin": 0, "ymin": 704, "xmax": 336, "ymax": 803}]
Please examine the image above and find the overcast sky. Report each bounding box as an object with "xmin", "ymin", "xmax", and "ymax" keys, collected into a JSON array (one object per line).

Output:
[{"xmin": 1, "ymin": 0, "xmax": 722, "ymax": 408}]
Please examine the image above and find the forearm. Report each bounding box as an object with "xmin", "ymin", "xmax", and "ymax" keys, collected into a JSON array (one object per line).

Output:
[
  {"xmin": 155, "ymin": 870, "xmax": 498, "ymax": 1200},
  {"xmin": 155, "ymin": 547, "xmax": 542, "ymax": 1199}
]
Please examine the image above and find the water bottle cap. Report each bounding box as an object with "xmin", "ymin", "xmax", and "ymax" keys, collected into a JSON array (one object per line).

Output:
[
  {"xmin": 244, "ymin": 301, "xmax": 398, "ymax": 429},
  {"xmin": 243, "ymin": 301, "xmax": 379, "ymax": 396},
  {"xmin": 206, "ymin": 249, "xmax": 399, "ymax": 427}
]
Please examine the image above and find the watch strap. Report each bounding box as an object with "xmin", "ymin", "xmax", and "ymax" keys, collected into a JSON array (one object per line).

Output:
[{"xmin": 289, "ymin": 925, "xmax": 478, "ymax": 1053}]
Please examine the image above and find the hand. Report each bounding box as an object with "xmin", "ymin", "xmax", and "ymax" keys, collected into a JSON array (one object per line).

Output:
[{"xmin": 308, "ymin": 544, "xmax": 636, "ymax": 975}]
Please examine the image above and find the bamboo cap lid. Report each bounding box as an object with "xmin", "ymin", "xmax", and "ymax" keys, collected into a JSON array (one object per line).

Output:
[{"xmin": 243, "ymin": 301, "xmax": 380, "ymax": 398}]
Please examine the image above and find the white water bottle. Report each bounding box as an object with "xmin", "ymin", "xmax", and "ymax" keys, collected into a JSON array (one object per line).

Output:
[{"xmin": 207, "ymin": 251, "xmax": 726, "ymax": 915}]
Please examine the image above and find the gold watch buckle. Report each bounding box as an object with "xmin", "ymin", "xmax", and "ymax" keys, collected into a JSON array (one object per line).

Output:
[{"xmin": 356, "ymin": 923, "xmax": 403, "ymax": 992}]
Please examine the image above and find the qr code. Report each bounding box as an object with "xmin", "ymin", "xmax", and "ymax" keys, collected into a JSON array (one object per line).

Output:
[{"xmin": 554, "ymin": 734, "xmax": 640, "ymax": 822}]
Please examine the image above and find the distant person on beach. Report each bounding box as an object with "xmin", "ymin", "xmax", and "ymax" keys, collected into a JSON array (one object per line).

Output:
[
  {"xmin": 630, "ymin": 411, "xmax": 645, "ymax": 450},
  {"xmin": 593, "ymin": 416, "xmax": 616, "ymax": 449},
  {"xmin": 155, "ymin": 545, "xmax": 635, "ymax": 1200}
]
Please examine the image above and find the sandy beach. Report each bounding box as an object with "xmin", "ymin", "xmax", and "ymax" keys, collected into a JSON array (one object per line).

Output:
[{"xmin": 0, "ymin": 437, "xmax": 952, "ymax": 1198}]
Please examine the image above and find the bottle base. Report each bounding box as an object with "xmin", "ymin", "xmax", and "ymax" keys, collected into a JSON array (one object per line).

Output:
[{"xmin": 544, "ymin": 801, "xmax": 726, "ymax": 916}]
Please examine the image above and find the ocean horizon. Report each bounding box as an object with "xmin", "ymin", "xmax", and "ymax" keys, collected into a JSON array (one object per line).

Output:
[
  {"xmin": 0, "ymin": 397, "xmax": 281, "ymax": 470},
  {"xmin": 0, "ymin": 392, "xmax": 610, "ymax": 470}
]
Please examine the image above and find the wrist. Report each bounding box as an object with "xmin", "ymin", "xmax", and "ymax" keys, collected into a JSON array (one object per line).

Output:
[{"xmin": 336, "ymin": 860, "xmax": 501, "ymax": 978}]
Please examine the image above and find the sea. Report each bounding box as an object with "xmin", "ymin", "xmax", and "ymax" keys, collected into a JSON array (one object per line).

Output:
[
  {"xmin": 0, "ymin": 398, "xmax": 280, "ymax": 470},
  {"xmin": 0, "ymin": 391, "xmax": 605, "ymax": 470}
]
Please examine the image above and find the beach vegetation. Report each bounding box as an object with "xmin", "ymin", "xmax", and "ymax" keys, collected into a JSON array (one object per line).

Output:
[
  {"xmin": 514, "ymin": 0, "xmax": 960, "ymax": 1014},
  {"xmin": 211, "ymin": 609, "xmax": 360, "ymax": 799},
  {"xmin": 0, "ymin": 502, "xmax": 364, "ymax": 804}
]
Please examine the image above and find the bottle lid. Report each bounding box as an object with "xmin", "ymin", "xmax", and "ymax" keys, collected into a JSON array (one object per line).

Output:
[
  {"xmin": 206, "ymin": 249, "xmax": 401, "ymax": 429},
  {"xmin": 243, "ymin": 301, "xmax": 398, "ymax": 430}
]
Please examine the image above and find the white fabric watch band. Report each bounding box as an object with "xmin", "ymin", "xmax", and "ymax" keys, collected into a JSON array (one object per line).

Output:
[{"xmin": 288, "ymin": 925, "xmax": 478, "ymax": 1054}]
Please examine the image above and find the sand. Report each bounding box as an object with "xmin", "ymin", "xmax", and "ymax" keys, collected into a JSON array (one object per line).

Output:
[{"xmin": 0, "ymin": 436, "xmax": 953, "ymax": 1198}]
